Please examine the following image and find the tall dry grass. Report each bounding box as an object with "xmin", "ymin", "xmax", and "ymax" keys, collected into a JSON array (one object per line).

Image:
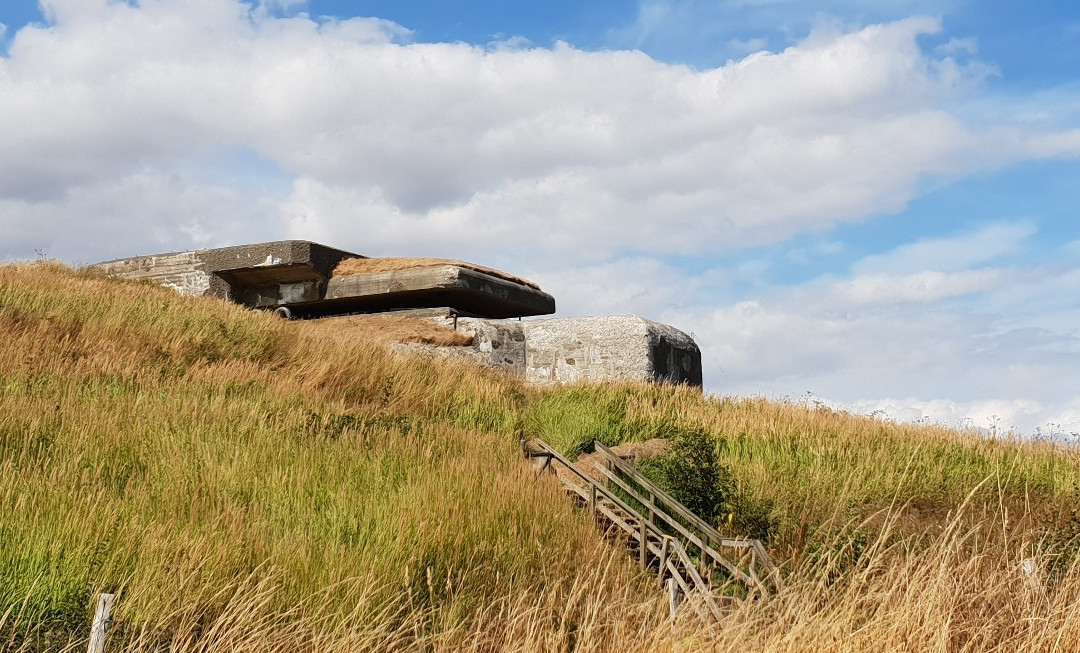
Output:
[
  {"xmin": 0, "ymin": 263, "xmax": 660, "ymax": 650},
  {"xmin": 6, "ymin": 263, "xmax": 1080, "ymax": 651},
  {"xmin": 525, "ymin": 384, "xmax": 1080, "ymax": 555}
]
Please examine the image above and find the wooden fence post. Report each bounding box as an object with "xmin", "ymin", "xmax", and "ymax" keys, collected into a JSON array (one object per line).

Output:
[
  {"xmin": 87, "ymin": 593, "xmax": 115, "ymax": 653},
  {"xmin": 639, "ymin": 520, "xmax": 648, "ymax": 569},
  {"xmin": 658, "ymin": 536, "xmax": 670, "ymax": 586},
  {"xmin": 667, "ymin": 578, "xmax": 682, "ymax": 622}
]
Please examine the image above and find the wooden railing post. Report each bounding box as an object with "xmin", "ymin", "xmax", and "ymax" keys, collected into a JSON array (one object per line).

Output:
[
  {"xmin": 667, "ymin": 577, "xmax": 682, "ymax": 622},
  {"xmin": 87, "ymin": 593, "xmax": 115, "ymax": 653},
  {"xmin": 523, "ymin": 437, "xmax": 780, "ymax": 619},
  {"xmin": 639, "ymin": 519, "xmax": 648, "ymax": 569},
  {"xmin": 591, "ymin": 439, "xmax": 779, "ymax": 597},
  {"xmin": 659, "ymin": 536, "xmax": 670, "ymax": 587}
]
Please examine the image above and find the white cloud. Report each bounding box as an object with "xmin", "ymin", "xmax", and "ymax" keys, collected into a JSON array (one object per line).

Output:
[
  {"xmin": 726, "ymin": 36, "xmax": 768, "ymax": 54},
  {"xmin": 675, "ymin": 286, "xmax": 1080, "ymax": 435},
  {"xmin": 936, "ymin": 36, "xmax": 977, "ymax": 57},
  {"xmin": 0, "ymin": 4, "xmax": 1073, "ymax": 263},
  {"xmin": 842, "ymin": 397, "xmax": 1049, "ymax": 435},
  {"xmin": 834, "ymin": 268, "xmax": 1011, "ymax": 304},
  {"xmin": 529, "ymin": 257, "xmax": 701, "ymax": 319},
  {"xmin": 665, "ymin": 241, "xmax": 1080, "ymax": 435},
  {"xmin": 852, "ymin": 222, "xmax": 1036, "ymax": 275},
  {"xmin": 1, "ymin": 168, "xmax": 286, "ymax": 263}
]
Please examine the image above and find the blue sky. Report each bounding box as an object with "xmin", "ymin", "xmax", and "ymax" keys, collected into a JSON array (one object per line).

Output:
[{"xmin": 3, "ymin": 0, "xmax": 1080, "ymax": 434}]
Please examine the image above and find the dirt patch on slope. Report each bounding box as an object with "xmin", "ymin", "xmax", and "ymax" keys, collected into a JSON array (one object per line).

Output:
[{"xmin": 575, "ymin": 438, "xmax": 671, "ymax": 483}]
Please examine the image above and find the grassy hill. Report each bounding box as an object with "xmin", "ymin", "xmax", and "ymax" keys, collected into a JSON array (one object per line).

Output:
[{"xmin": 4, "ymin": 263, "xmax": 1080, "ymax": 651}]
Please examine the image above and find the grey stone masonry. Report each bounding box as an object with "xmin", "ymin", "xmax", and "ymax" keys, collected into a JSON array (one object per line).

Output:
[
  {"xmin": 521, "ymin": 315, "xmax": 701, "ymax": 386},
  {"xmin": 416, "ymin": 312, "xmax": 702, "ymax": 387}
]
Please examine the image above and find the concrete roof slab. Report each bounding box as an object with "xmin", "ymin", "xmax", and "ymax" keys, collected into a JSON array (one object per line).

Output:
[{"xmin": 323, "ymin": 265, "xmax": 556, "ymax": 318}]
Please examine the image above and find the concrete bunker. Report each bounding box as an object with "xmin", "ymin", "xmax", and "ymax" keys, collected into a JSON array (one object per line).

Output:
[{"xmin": 92, "ymin": 240, "xmax": 702, "ymax": 388}]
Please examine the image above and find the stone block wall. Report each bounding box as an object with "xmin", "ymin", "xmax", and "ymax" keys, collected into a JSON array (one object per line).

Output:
[
  {"xmin": 423, "ymin": 313, "xmax": 702, "ymax": 388},
  {"xmin": 456, "ymin": 318, "xmax": 528, "ymax": 375},
  {"xmin": 521, "ymin": 315, "xmax": 701, "ymax": 386}
]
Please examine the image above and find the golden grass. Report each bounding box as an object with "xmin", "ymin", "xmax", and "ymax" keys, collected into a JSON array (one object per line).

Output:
[
  {"xmin": 332, "ymin": 257, "xmax": 541, "ymax": 289},
  {"xmin": 7, "ymin": 263, "xmax": 1080, "ymax": 651},
  {"xmin": 525, "ymin": 383, "xmax": 1080, "ymax": 554},
  {"xmin": 295, "ymin": 314, "xmax": 474, "ymax": 347}
]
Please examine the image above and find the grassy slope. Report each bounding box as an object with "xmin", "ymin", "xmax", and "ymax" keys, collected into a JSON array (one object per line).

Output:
[
  {"xmin": 528, "ymin": 386, "xmax": 1080, "ymax": 553},
  {"xmin": 5, "ymin": 263, "xmax": 1080, "ymax": 651},
  {"xmin": 0, "ymin": 264, "xmax": 657, "ymax": 650}
]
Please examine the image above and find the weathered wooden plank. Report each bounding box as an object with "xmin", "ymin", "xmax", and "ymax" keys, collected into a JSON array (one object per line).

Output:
[
  {"xmin": 665, "ymin": 546, "xmax": 721, "ymax": 622},
  {"xmin": 671, "ymin": 544, "xmax": 723, "ymax": 621},
  {"xmin": 639, "ymin": 520, "xmax": 648, "ymax": 569},
  {"xmin": 526, "ymin": 438, "xmax": 760, "ymax": 619},
  {"xmin": 594, "ymin": 440, "xmax": 779, "ymax": 592},
  {"xmin": 591, "ymin": 463, "xmax": 754, "ymax": 586},
  {"xmin": 668, "ymin": 577, "xmax": 682, "ymax": 622},
  {"xmin": 594, "ymin": 442, "xmax": 759, "ymax": 550},
  {"xmin": 86, "ymin": 593, "xmax": 115, "ymax": 653},
  {"xmin": 659, "ymin": 536, "xmax": 671, "ymax": 587}
]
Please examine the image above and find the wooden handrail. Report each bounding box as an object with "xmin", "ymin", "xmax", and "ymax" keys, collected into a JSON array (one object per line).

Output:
[
  {"xmin": 669, "ymin": 540, "xmax": 724, "ymax": 621},
  {"xmin": 526, "ymin": 440, "xmax": 669, "ymax": 548},
  {"xmin": 591, "ymin": 462, "xmax": 755, "ymax": 587},
  {"xmin": 594, "ymin": 442, "xmax": 757, "ymax": 549},
  {"xmin": 593, "ymin": 440, "xmax": 781, "ymax": 591},
  {"xmin": 523, "ymin": 438, "xmax": 751, "ymax": 620}
]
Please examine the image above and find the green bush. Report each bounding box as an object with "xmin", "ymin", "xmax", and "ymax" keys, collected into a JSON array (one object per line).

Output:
[
  {"xmin": 638, "ymin": 428, "xmax": 733, "ymax": 522},
  {"xmin": 639, "ymin": 427, "xmax": 776, "ymax": 541}
]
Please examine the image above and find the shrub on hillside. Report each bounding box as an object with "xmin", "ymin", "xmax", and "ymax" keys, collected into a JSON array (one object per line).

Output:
[{"xmin": 639, "ymin": 427, "xmax": 776, "ymax": 541}]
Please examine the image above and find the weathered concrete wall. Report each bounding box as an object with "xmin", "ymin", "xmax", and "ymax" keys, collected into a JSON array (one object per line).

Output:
[
  {"xmin": 640, "ymin": 318, "xmax": 704, "ymax": 386},
  {"xmin": 92, "ymin": 250, "xmax": 212, "ymax": 296},
  {"xmin": 325, "ymin": 266, "xmax": 555, "ymax": 318},
  {"xmin": 522, "ymin": 316, "xmax": 653, "ymax": 384},
  {"xmin": 409, "ymin": 313, "xmax": 702, "ymax": 387},
  {"xmin": 456, "ymin": 318, "xmax": 527, "ymax": 376},
  {"xmin": 92, "ymin": 242, "xmax": 554, "ymax": 319},
  {"xmin": 93, "ymin": 243, "xmax": 700, "ymax": 387},
  {"xmin": 520, "ymin": 315, "xmax": 701, "ymax": 387},
  {"xmin": 92, "ymin": 241, "xmax": 360, "ymax": 306}
]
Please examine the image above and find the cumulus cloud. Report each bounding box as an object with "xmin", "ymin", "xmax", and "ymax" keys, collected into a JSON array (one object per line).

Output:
[
  {"xmin": 833, "ymin": 268, "xmax": 1012, "ymax": 305},
  {"xmin": 1, "ymin": 3, "xmax": 1071, "ymax": 262},
  {"xmin": 0, "ymin": 167, "xmax": 287, "ymax": 263},
  {"xmin": 852, "ymin": 222, "xmax": 1036, "ymax": 275},
  {"xmin": 658, "ymin": 222, "xmax": 1080, "ymax": 434}
]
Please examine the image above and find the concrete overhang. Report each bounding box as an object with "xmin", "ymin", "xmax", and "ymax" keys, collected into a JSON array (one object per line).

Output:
[
  {"xmin": 312, "ymin": 265, "xmax": 556, "ymax": 319},
  {"xmin": 91, "ymin": 240, "xmax": 555, "ymax": 319}
]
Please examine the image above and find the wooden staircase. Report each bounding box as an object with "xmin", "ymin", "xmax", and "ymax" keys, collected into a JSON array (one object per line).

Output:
[{"xmin": 522, "ymin": 438, "xmax": 780, "ymax": 621}]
